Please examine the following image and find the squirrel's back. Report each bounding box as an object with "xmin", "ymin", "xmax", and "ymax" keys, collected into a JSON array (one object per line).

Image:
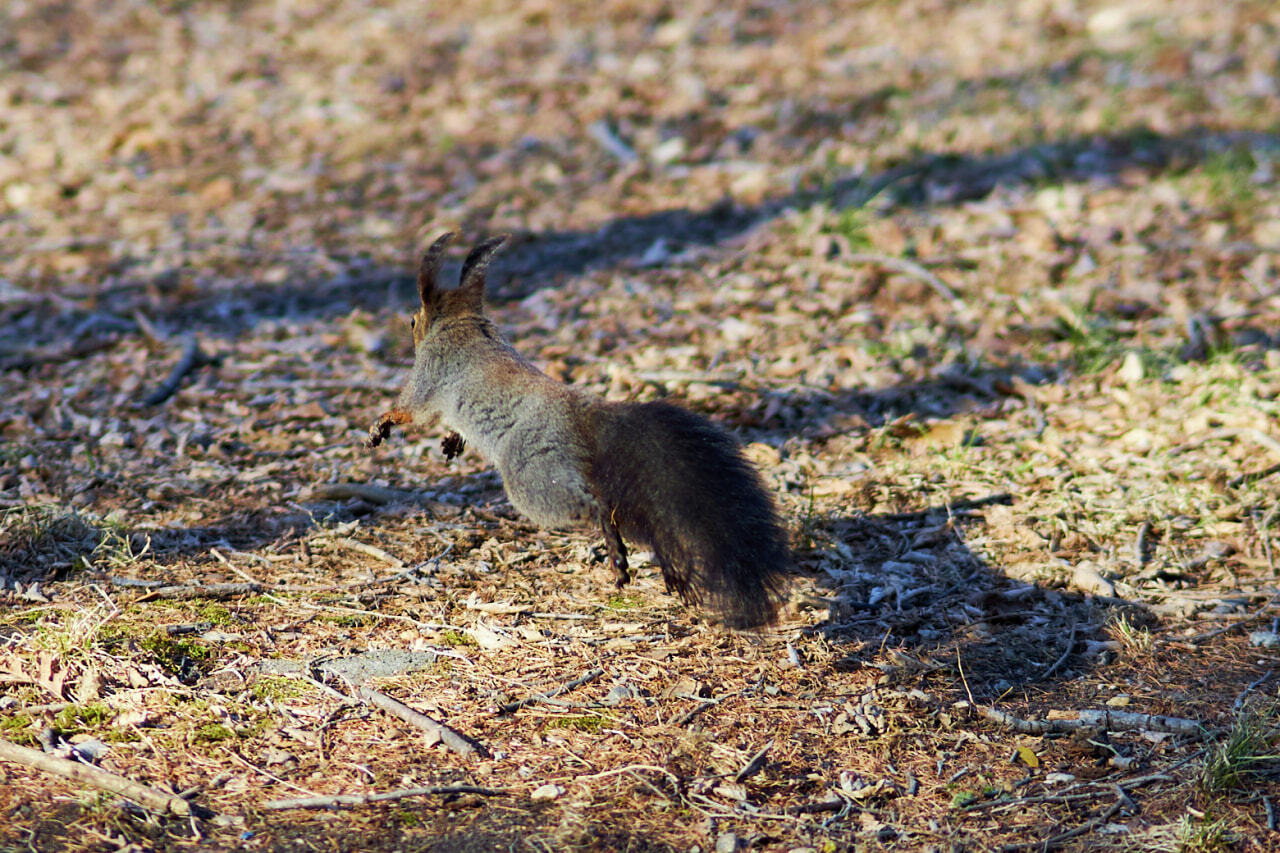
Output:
[{"xmin": 587, "ymin": 401, "xmax": 787, "ymax": 628}]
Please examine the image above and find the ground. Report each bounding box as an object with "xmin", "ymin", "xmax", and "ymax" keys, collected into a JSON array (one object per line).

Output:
[{"xmin": 2, "ymin": 0, "xmax": 1280, "ymax": 851}]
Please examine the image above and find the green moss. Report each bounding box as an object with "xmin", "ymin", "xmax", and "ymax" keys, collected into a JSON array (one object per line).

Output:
[
  {"xmin": 319, "ymin": 611, "xmax": 375, "ymax": 628},
  {"xmin": 605, "ymin": 594, "xmax": 644, "ymax": 611},
  {"xmin": 0, "ymin": 713, "xmax": 37, "ymax": 746},
  {"xmin": 193, "ymin": 723, "xmax": 236, "ymax": 743},
  {"xmin": 250, "ymin": 675, "xmax": 310, "ymax": 701},
  {"xmin": 102, "ymin": 729, "xmax": 142, "ymax": 744},
  {"xmin": 195, "ymin": 604, "xmax": 233, "ymax": 625},
  {"xmin": 52, "ymin": 703, "xmax": 114, "ymax": 735},
  {"xmin": 438, "ymin": 629, "xmax": 478, "ymax": 648},
  {"xmin": 139, "ymin": 632, "xmax": 212, "ymax": 674},
  {"xmin": 545, "ymin": 714, "xmax": 611, "ymax": 734}
]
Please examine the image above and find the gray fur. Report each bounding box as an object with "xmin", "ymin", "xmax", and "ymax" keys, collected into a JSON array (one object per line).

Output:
[{"xmin": 376, "ymin": 234, "xmax": 789, "ymax": 627}]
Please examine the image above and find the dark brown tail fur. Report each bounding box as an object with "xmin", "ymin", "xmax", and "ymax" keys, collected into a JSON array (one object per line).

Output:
[{"xmin": 588, "ymin": 401, "xmax": 788, "ymax": 628}]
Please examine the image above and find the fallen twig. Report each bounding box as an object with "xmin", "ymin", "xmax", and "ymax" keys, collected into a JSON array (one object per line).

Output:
[
  {"xmin": 264, "ymin": 784, "xmax": 502, "ymax": 811},
  {"xmin": 142, "ymin": 335, "xmax": 217, "ymax": 406},
  {"xmin": 309, "ymin": 482, "xmax": 447, "ymax": 507},
  {"xmin": 845, "ymin": 252, "xmax": 964, "ymax": 308},
  {"xmin": 310, "ymin": 535, "xmax": 405, "ymax": 568},
  {"xmin": 0, "ymin": 739, "xmax": 192, "ymax": 816},
  {"xmin": 1032, "ymin": 623, "xmax": 1079, "ymax": 683},
  {"xmin": 735, "ymin": 740, "xmax": 773, "ymax": 783},
  {"xmin": 358, "ymin": 686, "xmax": 486, "ymax": 758},
  {"xmin": 1186, "ymin": 590, "xmax": 1280, "ymax": 643},
  {"xmin": 135, "ymin": 582, "xmax": 262, "ymax": 601},
  {"xmin": 976, "ymin": 705, "xmax": 1207, "ymax": 737},
  {"xmin": 875, "ymin": 493, "xmax": 1013, "ymax": 522},
  {"xmin": 1234, "ymin": 669, "xmax": 1274, "ymax": 711},
  {"xmin": 1229, "ymin": 462, "xmax": 1280, "ymax": 490},
  {"xmin": 498, "ymin": 668, "xmax": 604, "ymax": 715}
]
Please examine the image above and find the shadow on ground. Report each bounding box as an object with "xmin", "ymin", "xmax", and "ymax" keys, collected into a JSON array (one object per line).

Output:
[
  {"xmin": 3, "ymin": 122, "xmax": 1274, "ymax": 351},
  {"xmin": 806, "ymin": 505, "xmax": 1147, "ymax": 699}
]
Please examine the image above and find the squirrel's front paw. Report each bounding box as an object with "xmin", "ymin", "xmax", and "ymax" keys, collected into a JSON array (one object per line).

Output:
[
  {"xmin": 441, "ymin": 431, "xmax": 466, "ymax": 460},
  {"xmin": 366, "ymin": 420, "xmax": 391, "ymax": 449},
  {"xmin": 366, "ymin": 409, "xmax": 412, "ymax": 449}
]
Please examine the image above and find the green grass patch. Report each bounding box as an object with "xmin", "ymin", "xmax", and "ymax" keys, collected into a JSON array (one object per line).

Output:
[
  {"xmin": 1199, "ymin": 706, "xmax": 1280, "ymax": 796},
  {"xmin": 1199, "ymin": 148, "xmax": 1257, "ymax": 212}
]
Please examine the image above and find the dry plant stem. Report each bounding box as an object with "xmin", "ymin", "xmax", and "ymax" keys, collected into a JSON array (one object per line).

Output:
[
  {"xmin": 0, "ymin": 739, "xmax": 193, "ymax": 817},
  {"xmin": 264, "ymin": 784, "xmax": 503, "ymax": 811},
  {"xmin": 844, "ymin": 252, "xmax": 964, "ymax": 308},
  {"xmin": 976, "ymin": 705, "xmax": 1206, "ymax": 736},
  {"xmin": 142, "ymin": 335, "xmax": 215, "ymax": 406},
  {"xmin": 498, "ymin": 667, "xmax": 605, "ymax": 714},
  {"xmin": 357, "ymin": 686, "xmax": 485, "ymax": 758}
]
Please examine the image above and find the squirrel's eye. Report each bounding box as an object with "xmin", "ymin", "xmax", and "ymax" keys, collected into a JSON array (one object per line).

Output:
[{"xmin": 410, "ymin": 316, "xmax": 416, "ymax": 330}]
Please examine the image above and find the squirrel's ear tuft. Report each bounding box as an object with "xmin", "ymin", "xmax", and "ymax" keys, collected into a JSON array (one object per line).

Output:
[
  {"xmin": 418, "ymin": 231, "xmax": 456, "ymax": 306},
  {"xmin": 458, "ymin": 235, "xmax": 509, "ymax": 303}
]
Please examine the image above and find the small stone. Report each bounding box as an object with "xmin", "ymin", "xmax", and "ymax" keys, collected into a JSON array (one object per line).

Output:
[
  {"xmin": 1249, "ymin": 631, "xmax": 1280, "ymax": 648},
  {"xmin": 530, "ymin": 783, "xmax": 563, "ymax": 801}
]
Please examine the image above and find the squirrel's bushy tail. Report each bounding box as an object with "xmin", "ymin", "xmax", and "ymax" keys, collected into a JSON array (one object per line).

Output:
[{"xmin": 589, "ymin": 401, "xmax": 788, "ymax": 628}]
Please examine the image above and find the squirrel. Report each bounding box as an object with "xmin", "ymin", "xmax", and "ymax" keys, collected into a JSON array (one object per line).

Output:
[{"xmin": 366, "ymin": 232, "xmax": 789, "ymax": 628}]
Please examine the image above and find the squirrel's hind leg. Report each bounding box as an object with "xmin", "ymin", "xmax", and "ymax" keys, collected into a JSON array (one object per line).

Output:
[
  {"xmin": 655, "ymin": 554, "xmax": 694, "ymax": 604},
  {"xmin": 600, "ymin": 512, "xmax": 630, "ymax": 588}
]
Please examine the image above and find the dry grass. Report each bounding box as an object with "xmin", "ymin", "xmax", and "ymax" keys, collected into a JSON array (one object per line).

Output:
[{"xmin": 2, "ymin": 0, "xmax": 1280, "ymax": 850}]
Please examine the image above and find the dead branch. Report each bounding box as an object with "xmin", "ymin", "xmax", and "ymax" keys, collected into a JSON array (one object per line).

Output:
[
  {"xmin": 498, "ymin": 668, "xmax": 604, "ymax": 715},
  {"xmin": 142, "ymin": 335, "xmax": 217, "ymax": 406},
  {"xmin": 975, "ymin": 705, "xmax": 1207, "ymax": 736},
  {"xmin": 0, "ymin": 739, "xmax": 192, "ymax": 816},
  {"xmin": 357, "ymin": 686, "xmax": 486, "ymax": 758},
  {"xmin": 264, "ymin": 784, "xmax": 503, "ymax": 811}
]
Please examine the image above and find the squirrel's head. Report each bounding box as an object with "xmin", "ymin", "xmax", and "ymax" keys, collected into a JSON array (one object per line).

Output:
[{"xmin": 410, "ymin": 232, "xmax": 509, "ymax": 346}]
